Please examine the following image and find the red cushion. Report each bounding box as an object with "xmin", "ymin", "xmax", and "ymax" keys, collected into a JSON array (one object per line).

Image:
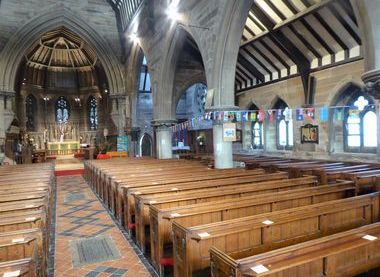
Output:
[
  {"xmin": 160, "ymin": 257, "xmax": 174, "ymax": 266},
  {"xmin": 127, "ymin": 223, "xmax": 136, "ymax": 230},
  {"xmin": 97, "ymin": 154, "xmax": 111, "ymax": 160}
]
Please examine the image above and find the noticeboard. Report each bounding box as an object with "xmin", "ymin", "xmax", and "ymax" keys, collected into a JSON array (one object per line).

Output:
[{"xmin": 117, "ymin": 136, "xmax": 129, "ymax": 152}]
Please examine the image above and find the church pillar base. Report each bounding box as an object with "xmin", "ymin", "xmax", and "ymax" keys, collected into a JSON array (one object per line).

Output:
[{"xmin": 152, "ymin": 119, "xmax": 176, "ymax": 160}]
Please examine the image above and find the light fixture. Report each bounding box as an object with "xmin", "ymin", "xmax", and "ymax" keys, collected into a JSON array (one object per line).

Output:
[
  {"xmin": 43, "ymin": 96, "xmax": 50, "ymax": 101},
  {"xmin": 129, "ymin": 32, "xmax": 140, "ymax": 44},
  {"xmin": 167, "ymin": 0, "xmax": 181, "ymax": 21}
]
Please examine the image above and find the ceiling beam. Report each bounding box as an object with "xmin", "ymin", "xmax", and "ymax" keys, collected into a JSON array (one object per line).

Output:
[
  {"xmin": 237, "ymin": 64, "xmax": 255, "ymax": 86},
  {"xmin": 287, "ymin": 24, "xmax": 322, "ymax": 60},
  {"xmin": 237, "ymin": 54, "xmax": 265, "ymax": 83},
  {"xmin": 262, "ymin": 0, "xmax": 286, "ymax": 21},
  {"xmin": 241, "ymin": 48, "xmax": 272, "ymax": 76},
  {"xmin": 248, "ymin": 44, "xmax": 281, "ymax": 73},
  {"xmin": 258, "ymin": 39, "xmax": 290, "ymax": 74},
  {"xmin": 241, "ymin": 0, "xmax": 334, "ymax": 47},
  {"xmin": 328, "ymin": 3, "xmax": 361, "ymax": 45}
]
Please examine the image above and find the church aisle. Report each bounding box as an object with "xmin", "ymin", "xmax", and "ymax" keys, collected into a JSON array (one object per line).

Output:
[{"xmin": 54, "ymin": 175, "xmax": 153, "ymax": 277}]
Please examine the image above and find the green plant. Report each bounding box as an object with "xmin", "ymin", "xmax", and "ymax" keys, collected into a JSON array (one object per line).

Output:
[{"xmin": 96, "ymin": 142, "xmax": 112, "ymax": 154}]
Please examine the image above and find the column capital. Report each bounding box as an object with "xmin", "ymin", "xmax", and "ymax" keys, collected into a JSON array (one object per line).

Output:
[
  {"xmin": 151, "ymin": 119, "xmax": 177, "ymax": 129},
  {"xmin": 109, "ymin": 94, "xmax": 127, "ymax": 100},
  {"xmin": 362, "ymin": 69, "xmax": 380, "ymax": 98},
  {"xmin": 206, "ymin": 105, "xmax": 240, "ymax": 112},
  {"xmin": 0, "ymin": 91, "xmax": 15, "ymax": 97}
]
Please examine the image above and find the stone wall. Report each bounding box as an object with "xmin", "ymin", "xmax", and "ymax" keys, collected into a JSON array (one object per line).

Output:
[{"xmin": 237, "ymin": 59, "xmax": 380, "ymax": 163}]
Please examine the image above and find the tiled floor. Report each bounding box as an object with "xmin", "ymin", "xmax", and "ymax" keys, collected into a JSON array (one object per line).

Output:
[{"xmin": 54, "ymin": 174, "xmax": 152, "ymax": 277}]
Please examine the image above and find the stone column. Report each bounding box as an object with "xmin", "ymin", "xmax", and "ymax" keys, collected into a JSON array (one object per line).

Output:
[
  {"xmin": 0, "ymin": 95, "xmax": 5, "ymax": 164},
  {"xmin": 152, "ymin": 120, "xmax": 176, "ymax": 160},
  {"xmin": 208, "ymin": 106, "xmax": 238, "ymax": 169},
  {"xmin": 110, "ymin": 95, "xmax": 127, "ymax": 136},
  {"xmin": 242, "ymin": 121, "xmax": 252, "ymax": 150}
]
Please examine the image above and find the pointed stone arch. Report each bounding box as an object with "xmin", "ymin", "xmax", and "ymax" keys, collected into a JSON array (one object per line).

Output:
[{"xmin": 0, "ymin": 4, "xmax": 125, "ymax": 95}]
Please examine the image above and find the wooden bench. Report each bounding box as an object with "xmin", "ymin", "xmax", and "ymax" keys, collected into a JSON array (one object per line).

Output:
[
  {"xmin": 112, "ymin": 169, "xmax": 268, "ymax": 224},
  {"xmin": 171, "ymin": 192, "xmax": 380, "ymax": 276},
  {"xmin": 0, "ymin": 258, "xmax": 36, "ymax": 277},
  {"xmin": 209, "ymin": 222, "xmax": 380, "ymax": 277},
  {"xmin": 133, "ymin": 175, "xmax": 316, "ymax": 253},
  {"xmin": 149, "ymin": 181, "xmax": 355, "ymax": 273},
  {"xmin": 0, "ymin": 229, "xmax": 44, "ymax": 277}
]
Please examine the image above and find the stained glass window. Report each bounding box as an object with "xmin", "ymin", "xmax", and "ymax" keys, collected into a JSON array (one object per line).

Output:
[
  {"xmin": 26, "ymin": 94, "xmax": 36, "ymax": 131},
  {"xmin": 56, "ymin": 96, "xmax": 69, "ymax": 123},
  {"xmin": 88, "ymin": 96, "xmax": 98, "ymax": 130}
]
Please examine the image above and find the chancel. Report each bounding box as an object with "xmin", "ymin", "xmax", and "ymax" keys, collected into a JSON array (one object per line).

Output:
[{"xmin": 0, "ymin": 0, "xmax": 380, "ymax": 277}]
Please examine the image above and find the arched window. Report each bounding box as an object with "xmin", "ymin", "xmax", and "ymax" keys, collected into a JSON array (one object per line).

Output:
[
  {"xmin": 26, "ymin": 94, "xmax": 36, "ymax": 131},
  {"xmin": 249, "ymin": 104, "xmax": 264, "ymax": 149},
  {"xmin": 344, "ymin": 94, "xmax": 377, "ymax": 152},
  {"xmin": 252, "ymin": 122, "xmax": 264, "ymax": 149},
  {"xmin": 139, "ymin": 56, "xmax": 151, "ymax": 92},
  {"xmin": 274, "ymin": 99, "xmax": 293, "ymax": 150},
  {"xmin": 56, "ymin": 96, "xmax": 70, "ymax": 123},
  {"xmin": 88, "ymin": 96, "xmax": 98, "ymax": 130}
]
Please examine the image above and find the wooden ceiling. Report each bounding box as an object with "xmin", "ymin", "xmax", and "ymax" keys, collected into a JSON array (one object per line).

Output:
[
  {"xmin": 236, "ymin": 0, "xmax": 362, "ymax": 92},
  {"xmin": 25, "ymin": 27, "xmax": 98, "ymax": 72}
]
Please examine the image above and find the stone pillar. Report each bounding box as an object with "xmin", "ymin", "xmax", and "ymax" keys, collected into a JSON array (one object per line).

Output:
[
  {"xmin": 0, "ymin": 95, "xmax": 5, "ymax": 164},
  {"xmin": 110, "ymin": 95, "xmax": 127, "ymax": 136},
  {"xmin": 208, "ymin": 107, "xmax": 238, "ymax": 169},
  {"xmin": 242, "ymin": 121, "xmax": 252, "ymax": 150},
  {"xmin": 152, "ymin": 120, "xmax": 176, "ymax": 160},
  {"xmin": 212, "ymin": 121, "xmax": 234, "ymax": 168}
]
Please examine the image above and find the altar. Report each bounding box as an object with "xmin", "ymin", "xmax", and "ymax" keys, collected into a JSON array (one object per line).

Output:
[{"xmin": 47, "ymin": 141, "xmax": 80, "ymax": 155}]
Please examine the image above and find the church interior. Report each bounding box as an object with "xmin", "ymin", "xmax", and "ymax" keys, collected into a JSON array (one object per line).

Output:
[{"xmin": 1, "ymin": 0, "xmax": 380, "ymax": 276}]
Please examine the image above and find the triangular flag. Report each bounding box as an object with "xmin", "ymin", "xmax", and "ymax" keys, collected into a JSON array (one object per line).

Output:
[
  {"xmin": 296, "ymin": 108, "xmax": 304, "ymax": 121},
  {"xmin": 319, "ymin": 107, "xmax": 328, "ymax": 122},
  {"xmin": 306, "ymin": 108, "xmax": 315, "ymax": 120}
]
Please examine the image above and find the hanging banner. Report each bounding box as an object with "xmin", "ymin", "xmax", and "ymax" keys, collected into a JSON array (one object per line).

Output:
[
  {"xmin": 250, "ymin": 112, "xmax": 257, "ymax": 122},
  {"xmin": 284, "ymin": 108, "xmax": 292, "ymax": 122},
  {"xmin": 223, "ymin": 123, "xmax": 237, "ymax": 142},
  {"xmin": 296, "ymin": 108, "xmax": 304, "ymax": 121},
  {"xmin": 267, "ymin": 110, "xmax": 275, "ymax": 123},
  {"xmin": 334, "ymin": 108, "xmax": 343, "ymax": 121},
  {"xmin": 276, "ymin": 109, "xmax": 283, "ymax": 120},
  {"xmin": 236, "ymin": 111, "xmax": 242, "ymax": 122},
  {"xmin": 242, "ymin": 111, "xmax": 249, "ymax": 122},
  {"xmin": 117, "ymin": 136, "xmax": 129, "ymax": 152},
  {"xmin": 319, "ymin": 106, "xmax": 329, "ymax": 122},
  {"xmin": 306, "ymin": 108, "xmax": 315, "ymax": 120}
]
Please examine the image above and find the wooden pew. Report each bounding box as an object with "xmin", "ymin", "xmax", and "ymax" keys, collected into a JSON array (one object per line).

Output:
[
  {"xmin": 0, "ymin": 258, "xmax": 36, "ymax": 277},
  {"xmin": 0, "ymin": 229, "xmax": 44, "ymax": 277},
  {"xmin": 149, "ymin": 181, "xmax": 355, "ymax": 273},
  {"xmin": 312, "ymin": 165, "xmax": 378, "ymax": 185},
  {"xmin": 171, "ymin": 192, "xmax": 380, "ymax": 277},
  {"xmin": 133, "ymin": 176, "xmax": 316, "ymax": 253},
  {"xmin": 110, "ymin": 169, "xmax": 266, "ymax": 219},
  {"xmin": 209, "ymin": 222, "xmax": 380, "ymax": 277},
  {"xmin": 127, "ymin": 171, "xmax": 287, "ymax": 231}
]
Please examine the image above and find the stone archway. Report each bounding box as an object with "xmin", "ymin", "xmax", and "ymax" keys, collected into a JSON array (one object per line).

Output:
[
  {"xmin": 0, "ymin": 4, "xmax": 125, "ymax": 95},
  {"xmin": 140, "ymin": 133, "xmax": 153, "ymax": 157}
]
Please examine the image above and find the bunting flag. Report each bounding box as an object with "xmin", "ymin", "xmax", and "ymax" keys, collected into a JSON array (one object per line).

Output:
[
  {"xmin": 334, "ymin": 108, "xmax": 343, "ymax": 121},
  {"xmin": 236, "ymin": 111, "xmax": 242, "ymax": 122},
  {"xmin": 296, "ymin": 108, "xmax": 304, "ymax": 121},
  {"xmin": 276, "ymin": 109, "xmax": 283, "ymax": 120},
  {"xmin": 242, "ymin": 111, "xmax": 249, "ymax": 122},
  {"xmin": 268, "ymin": 110, "xmax": 275, "ymax": 123},
  {"xmin": 229, "ymin": 112, "xmax": 236, "ymax": 122},
  {"xmin": 319, "ymin": 106, "xmax": 328, "ymax": 122},
  {"xmin": 258, "ymin": 110, "xmax": 265, "ymax": 122},
  {"xmin": 306, "ymin": 108, "xmax": 315, "ymax": 120},
  {"xmin": 284, "ymin": 108, "xmax": 292, "ymax": 122},
  {"xmin": 250, "ymin": 112, "xmax": 257, "ymax": 122},
  {"xmin": 223, "ymin": 111, "xmax": 229, "ymax": 122},
  {"xmin": 218, "ymin": 111, "xmax": 223, "ymax": 121}
]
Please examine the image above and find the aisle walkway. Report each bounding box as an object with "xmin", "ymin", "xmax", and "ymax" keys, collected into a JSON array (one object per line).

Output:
[{"xmin": 54, "ymin": 174, "xmax": 153, "ymax": 276}]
